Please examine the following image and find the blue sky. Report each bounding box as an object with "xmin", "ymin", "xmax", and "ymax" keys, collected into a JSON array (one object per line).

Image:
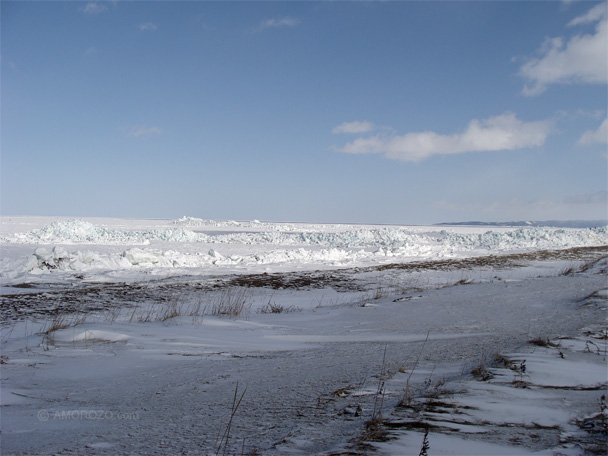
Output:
[{"xmin": 1, "ymin": 1, "xmax": 607, "ymax": 224}]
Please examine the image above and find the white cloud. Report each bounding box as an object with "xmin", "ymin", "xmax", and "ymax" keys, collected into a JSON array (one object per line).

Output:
[
  {"xmin": 578, "ymin": 117, "xmax": 608, "ymax": 145},
  {"xmin": 137, "ymin": 22, "xmax": 158, "ymax": 32},
  {"xmin": 256, "ymin": 17, "xmax": 299, "ymax": 31},
  {"xmin": 336, "ymin": 113, "xmax": 552, "ymax": 162},
  {"xmin": 568, "ymin": 2, "xmax": 606, "ymax": 27},
  {"xmin": 519, "ymin": 4, "xmax": 607, "ymax": 96},
  {"xmin": 80, "ymin": 3, "xmax": 107, "ymax": 15},
  {"xmin": 332, "ymin": 121, "xmax": 375, "ymax": 134},
  {"xmin": 123, "ymin": 126, "xmax": 162, "ymax": 138}
]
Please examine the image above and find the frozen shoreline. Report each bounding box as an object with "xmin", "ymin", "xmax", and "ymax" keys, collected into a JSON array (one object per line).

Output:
[
  {"xmin": 1, "ymin": 217, "xmax": 606, "ymax": 455},
  {"xmin": 1, "ymin": 217, "xmax": 606, "ymax": 287}
]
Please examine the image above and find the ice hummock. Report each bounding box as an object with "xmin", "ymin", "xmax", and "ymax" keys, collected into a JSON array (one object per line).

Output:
[{"xmin": 0, "ymin": 217, "xmax": 606, "ymax": 284}]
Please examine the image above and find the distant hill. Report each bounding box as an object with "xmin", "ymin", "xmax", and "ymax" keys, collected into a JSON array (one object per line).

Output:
[{"xmin": 435, "ymin": 220, "xmax": 608, "ymax": 228}]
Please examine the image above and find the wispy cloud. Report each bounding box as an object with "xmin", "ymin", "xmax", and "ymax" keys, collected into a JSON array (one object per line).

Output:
[
  {"xmin": 434, "ymin": 191, "xmax": 607, "ymax": 220},
  {"xmin": 255, "ymin": 17, "xmax": 300, "ymax": 32},
  {"xmin": 137, "ymin": 22, "xmax": 158, "ymax": 32},
  {"xmin": 434, "ymin": 197, "xmax": 560, "ymax": 216},
  {"xmin": 122, "ymin": 126, "xmax": 162, "ymax": 138},
  {"xmin": 567, "ymin": 2, "xmax": 606, "ymax": 27},
  {"xmin": 332, "ymin": 121, "xmax": 375, "ymax": 135},
  {"xmin": 80, "ymin": 3, "xmax": 107, "ymax": 15},
  {"xmin": 564, "ymin": 190, "xmax": 608, "ymax": 205},
  {"xmin": 84, "ymin": 46, "xmax": 97, "ymax": 56},
  {"xmin": 578, "ymin": 117, "xmax": 608, "ymax": 145},
  {"xmin": 572, "ymin": 108, "xmax": 605, "ymax": 120},
  {"xmin": 560, "ymin": 0, "xmax": 581, "ymax": 8},
  {"xmin": 334, "ymin": 113, "xmax": 552, "ymax": 162},
  {"xmin": 518, "ymin": 3, "xmax": 607, "ymax": 96}
]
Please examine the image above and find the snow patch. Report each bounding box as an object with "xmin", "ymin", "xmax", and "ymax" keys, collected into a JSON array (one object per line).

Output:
[{"xmin": 53, "ymin": 329, "xmax": 131, "ymax": 344}]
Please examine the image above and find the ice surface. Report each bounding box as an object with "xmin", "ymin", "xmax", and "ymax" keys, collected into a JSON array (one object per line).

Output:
[
  {"xmin": 3, "ymin": 218, "xmax": 606, "ymax": 250},
  {"xmin": 1, "ymin": 217, "xmax": 606, "ymax": 285}
]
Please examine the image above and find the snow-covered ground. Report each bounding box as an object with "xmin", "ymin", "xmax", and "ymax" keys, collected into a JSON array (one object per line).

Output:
[{"xmin": 0, "ymin": 217, "xmax": 606, "ymax": 455}]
